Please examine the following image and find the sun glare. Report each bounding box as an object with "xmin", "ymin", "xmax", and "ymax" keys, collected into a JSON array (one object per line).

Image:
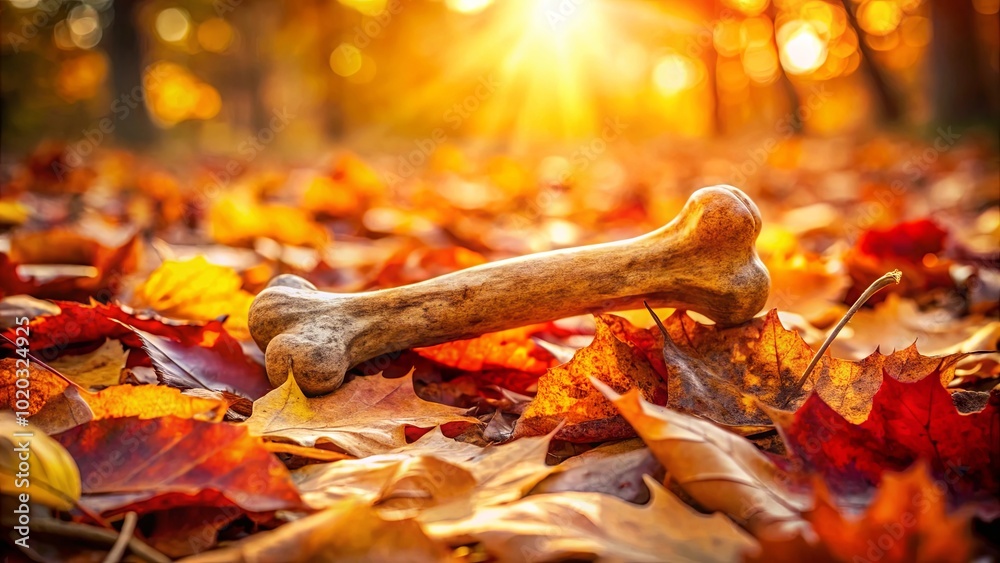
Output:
[{"xmin": 778, "ymin": 21, "xmax": 828, "ymax": 75}]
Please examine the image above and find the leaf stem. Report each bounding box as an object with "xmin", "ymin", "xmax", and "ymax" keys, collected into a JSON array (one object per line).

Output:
[{"xmin": 783, "ymin": 269, "xmax": 902, "ymax": 407}]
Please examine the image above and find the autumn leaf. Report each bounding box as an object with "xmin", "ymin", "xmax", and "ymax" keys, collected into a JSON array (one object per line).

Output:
[
  {"xmin": 423, "ymin": 475, "xmax": 756, "ymax": 563},
  {"xmin": 1, "ymin": 300, "xmax": 208, "ymax": 355},
  {"xmin": 132, "ymin": 256, "xmax": 255, "ymax": 340},
  {"xmin": 845, "ymin": 218, "xmax": 955, "ymax": 304},
  {"xmin": 751, "ymin": 463, "xmax": 976, "ymax": 563},
  {"xmin": 0, "ymin": 358, "xmax": 69, "ymax": 415},
  {"xmin": 0, "ymin": 413, "xmax": 81, "ymax": 510},
  {"xmin": 1, "ymin": 229, "xmax": 141, "ymax": 302},
  {"xmin": 769, "ymin": 368, "xmax": 1000, "ymax": 504},
  {"xmin": 293, "ymin": 427, "xmax": 482, "ymax": 510},
  {"xmin": 296, "ymin": 427, "xmax": 556, "ymax": 521},
  {"xmin": 513, "ymin": 315, "xmax": 667, "ymax": 442},
  {"xmin": 646, "ymin": 308, "xmax": 975, "ymax": 430},
  {"xmin": 529, "ymin": 439, "xmax": 664, "ymax": 503},
  {"xmin": 592, "ymin": 378, "xmax": 808, "ymax": 536},
  {"xmin": 48, "ymin": 338, "xmax": 128, "ymax": 388},
  {"xmin": 130, "ymin": 322, "xmax": 272, "ymax": 399},
  {"xmin": 414, "ymin": 324, "xmax": 557, "ymax": 378},
  {"xmin": 246, "ymin": 371, "xmax": 477, "ymax": 457},
  {"xmin": 30, "ymin": 383, "xmax": 225, "ymax": 435},
  {"xmin": 826, "ymin": 293, "xmax": 1000, "ymax": 364},
  {"xmin": 55, "ymin": 415, "xmax": 302, "ymax": 516},
  {"xmin": 179, "ymin": 500, "xmax": 451, "ymax": 563}
]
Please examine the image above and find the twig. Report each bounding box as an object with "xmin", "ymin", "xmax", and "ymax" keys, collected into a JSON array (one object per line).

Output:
[
  {"xmin": 5, "ymin": 516, "xmax": 170, "ymax": 563},
  {"xmin": 102, "ymin": 511, "xmax": 137, "ymax": 563},
  {"xmin": 783, "ymin": 269, "xmax": 902, "ymax": 407}
]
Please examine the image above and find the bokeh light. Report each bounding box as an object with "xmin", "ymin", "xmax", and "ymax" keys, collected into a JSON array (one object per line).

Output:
[
  {"xmin": 330, "ymin": 43, "xmax": 363, "ymax": 77},
  {"xmin": 197, "ymin": 18, "xmax": 234, "ymax": 53},
  {"xmin": 859, "ymin": 0, "xmax": 903, "ymax": 36},
  {"xmin": 446, "ymin": 0, "xmax": 494, "ymax": 14},
  {"xmin": 653, "ymin": 54, "xmax": 697, "ymax": 96},
  {"xmin": 155, "ymin": 8, "xmax": 191, "ymax": 43},
  {"xmin": 778, "ymin": 20, "xmax": 828, "ymax": 75}
]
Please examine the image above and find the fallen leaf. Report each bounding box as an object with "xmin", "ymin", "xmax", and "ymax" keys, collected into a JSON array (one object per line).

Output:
[
  {"xmin": 55, "ymin": 415, "xmax": 302, "ymax": 516},
  {"xmin": 530, "ymin": 439, "xmax": 664, "ymax": 503},
  {"xmin": 513, "ymin": 315, "xmax": 667, "ymax": 442},
  {"xmin": 294, "ymin": 428, "xmax": 482, "ymax": 510},
  {"xmin": 132, "ymin": 256, "xmax": 255, "ymax": 340},
  {"xmin": 246, "ymin": 371, "xmax": 477, "ymax": 457},
  {"xmin": 49, "ymin": 338, "xmax": 128, "ymax": 389},
  {"xmin": 750, "ymin": 463, "xmax": 975, "ymax": 563},
  {"xmin": 827, "ymin": 293, "xmax": 999, "ymax": 362},
  {"xmin": 592, "ymin": 378, "xmax": 808, "ymax": 536},
  {"xmin": 179, "ymin": 500, "xmax": 451, "ymax": 563},
  {"xmin": 0, "ymin": 412, "xmax": 81, "ymax": 510},
  {"xmin": 2, "ymin": 230, "xmax": 140, "ymax": 302},
  {"xmin": 296, "ymin": 426, "xmax": 557, "ymax": 521},
  {"xmin": 1, "ymin": 300, "xmax": 208, "ymax": 356},
  {"xmin": 423, "ymin": 475, "xmax": 757, "ymax": 563},
  {"xmin": 29, "ymin": 384, "xmax": 225, "ymax": 435},
  {"xmin": 844, "ymin": 218, "xmax": 955, "ymax": 304},
  {"xmin": 0, "ymin": 294, "xmax": 61, "ymax": 329},
  {"xmin": 0, "ymin": 359, "xmax": 68, "ymax": 416},
  {"xmin": 130, "ymin": 322, "xmax": 272, "ymax": 400},
  {"xmin": 648, "ymin": 308, "xmax": 972, "ymax": 429},
  {"xmin": 414, "ymin": 324, "xmax": 557, "ymax": 378},
  {"xmin": 770, "ymin": 369, "xmax": 1000, "ymax": 504}
]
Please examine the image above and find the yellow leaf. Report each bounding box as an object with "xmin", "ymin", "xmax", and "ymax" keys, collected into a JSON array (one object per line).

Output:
[
  {"xmin": 133, "ymin": 256, "xmax": 254, "ymax": 339},
  {"xmin": 50, "ymin": 339, "xmax": 128, "ymax": 389},
  {"xmin": 246, "ymin": 370, "xmax": 477, "ymax": 457},
  {"xmin": 0, "ymin": 412, "xmax": 81, "ymax": 510}
]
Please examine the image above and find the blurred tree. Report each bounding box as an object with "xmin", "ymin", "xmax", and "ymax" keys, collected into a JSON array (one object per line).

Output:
[
  {"xmin": 108, "ymin": 0, "xmax": 158, "ymax": 147},
  {"xmin": 928, "ymin": 0, "xmax": 993, "ymax": 125}
]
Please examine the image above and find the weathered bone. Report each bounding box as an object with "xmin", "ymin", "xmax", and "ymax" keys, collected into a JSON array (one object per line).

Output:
[{"xmin": 249, "ymin": 185, "xmax": 770, "ymax": 396}]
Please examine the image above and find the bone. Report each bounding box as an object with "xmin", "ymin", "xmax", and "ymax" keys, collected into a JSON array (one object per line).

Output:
[{"xmin": 249, "ymin": 185, "xmax": 770, "ymax": 396}]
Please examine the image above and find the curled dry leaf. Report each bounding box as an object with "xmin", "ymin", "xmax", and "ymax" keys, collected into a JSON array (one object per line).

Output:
[
  {"xmin": 750, "ymin": 463, "xmax": 975, "ymax": 563},
  {"xmin": 529, "ymin": 439, "xmax": 664, "ymax": 503},
  {"xmin": 0, "ymin": 300, "xmax": 210, "ymax": 355},
  {"xmin": 132, "ymin": 256, "xmax": 255, "ymax": 340},
  {"xmin": 179, "ymin": 500, "xmax": 451, "ymax": 563},
  {"xmin": 246, "ymin": 370, "xmax": 478, "ymax": 457},
  {"xmin": 591, "ymin": 378, "xmax": 808, "ymax": 536},
  {"xmin": 55, "ymin": 415, "xmax": 302, "ymax": 516},
  {"xmin": 129, "ymin": 322, "xmax": 272, "ymax": 400},
  {"xmin": 0, "ymin": 412, "xmax": 81, "ymax": 510},
  {"xmin": 296, "ymin": 427, "xmax": 557, "ymax": 521},
  {"xmin": 424, "ymin": 475, "xmax": 756, "ymax": 563},
  {"xmin": 768, "ymin": 369, "xmax": 1000, "ymax": 505},
  {"xmin": 513, "ymin": 315, "xmax": 667, "ymax": 442}
]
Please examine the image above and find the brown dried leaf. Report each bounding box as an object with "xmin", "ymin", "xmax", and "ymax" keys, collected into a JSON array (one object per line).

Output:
[
  {"xmin": 424, "ymin": 475, "xmax": 756, "ymax": 563},
  {"xmin": 592, "ymin": 378, "xmax": 808, "ymax": 536}
]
